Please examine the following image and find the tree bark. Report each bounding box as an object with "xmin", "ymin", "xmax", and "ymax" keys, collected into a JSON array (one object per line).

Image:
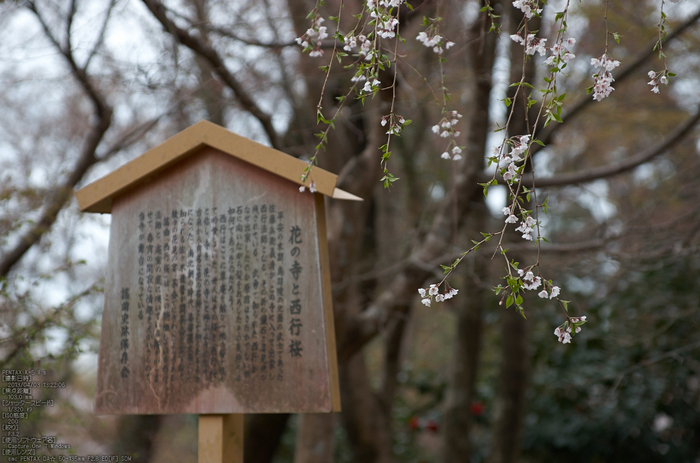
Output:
[
  {"xmin": 484, "ymin": 6, "xmax": 538, "ymax": 462},
  {"xmin": 112, "ymin": 415, "xmax": 164, "ymax": 462},
  {"xmin": 245, "ymin": 414, "xmax": 291, "ymax": 463},
  {"xmin": 485, "ymin": 308, "xmax": 530, "ymax": 463},
  {"xmin": 441, "ymin": 1, "xmax": 500, "ymax": 459},
  {"xmin": 293, "ymin": 413, "xmax": 337, "ymax": 463},
  {"xmin": 339, "ymin": 353, "xmax": 395, "ymax": 463},
  {"xmin": 442, "ymin": 228, "xmax": 488, "ymax": 463}
]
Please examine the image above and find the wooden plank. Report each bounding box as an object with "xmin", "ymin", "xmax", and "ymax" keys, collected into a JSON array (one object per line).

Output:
[
  {"xmin": 76, "ymin": 121, "xmax": 338, "ymax": 213},
  {"xmin": 94, "ymin": 147, "xmax": 334, "ymax": 414},
  {"xmin": 198, "ymin": 414, "xmax": 243, "ymax": 463},
  {"xmin": 314, "ymin": 194, "xmax": 341, "ymax": 412}
]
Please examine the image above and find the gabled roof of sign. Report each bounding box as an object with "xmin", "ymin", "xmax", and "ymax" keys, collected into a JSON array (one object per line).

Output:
[{"xmin": 76, "ymin": 120, "xmax": 361, "ymax": 213}]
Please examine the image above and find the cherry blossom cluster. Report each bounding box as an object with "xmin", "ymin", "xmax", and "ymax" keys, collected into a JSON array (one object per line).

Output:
[
  {"xmin": 503, "ymin": 204, "xmax": 539, "ymax": 242},
  {"xmin": 431, "ymin": 110, "xmax": 463, "ymax": 160},
  {"xmin": 510, "ymin": 32, "xmax": 547, "ymax": 56},
  {"xmin": 538, "ymin": 283, "xmax": 560, "ymax": 299},
  {"xmin": 295, "ymin": 15, "xmax": 328, "ymax": 58},
  {"xmin": 648, "ymin": 70, "xmax": 669, "ymax": 94},
  {"xmin": 361, "ymin": 77, "xmax": 382, "ymax": 94},
  {"xmin": 381, "ymin": 113, "xmax": 408, "ymax": 135},
  {"xmin": 518, "ymin": 269, "xmax": 542, "ymax": 290},
  {"xmin": 350, "ymin": 64, "xmax": 381, "ymax": 99},
  {"xmin": 492, "ymin": 134, "xmax": 529, "ymax": 184},
  {"xmin": 417, "ymin": 31, "xmax": 454, "ymax": 55},
  {"xmin": 299, "ymin": 181, "xmax": 317, "ymax": 193},
  {"xmin": 418, "ymin": 284, "xmax": 459, "ymax": 307},
  {"xmin": 344, "ymin": 33, "xmax": 371, "ymax": 58},
  {"xmin": 554, "ymin": 316, "xmax": 587, "ymax": 344},
  {"xmin": 590, "ymin": 54, "xmax": 621, "ymax": 101},
  {"xmin": 515, "ymin": 215, "xmax": 537, "ymax": 241},
  {"xmin": 545, "ymin": 38, "xmax": 576, "ymax": 66},
  {"xmin": 512, "ymin": 0, "xmax": 542, "ymax": 19},
  {"xmin": 367, "ymin": 0, "xmax": 404, "ymax": 39}
]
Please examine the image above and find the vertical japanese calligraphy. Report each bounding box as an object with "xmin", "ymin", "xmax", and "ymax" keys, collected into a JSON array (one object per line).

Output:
[
  {"xmin": 288, "ymin": 225, "xmax": 304, "ymax": 358},
  {"xmin": 120, "ymin": 205, "xmax": 290, "ymax": 385},
  {"xmin": 119, "ymin": 288, "xmax": 130, "ymax": 379}
]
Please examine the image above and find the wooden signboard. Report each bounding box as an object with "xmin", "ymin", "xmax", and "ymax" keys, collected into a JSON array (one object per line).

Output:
[{"xmin": 76, "ymin": 121, "xmax": 359, "ymax": 459}]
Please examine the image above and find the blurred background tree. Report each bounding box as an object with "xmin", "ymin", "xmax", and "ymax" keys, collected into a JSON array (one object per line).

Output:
[{"xmin": 1, "ymin": 0, "xmax": 699, "ymax": 462}]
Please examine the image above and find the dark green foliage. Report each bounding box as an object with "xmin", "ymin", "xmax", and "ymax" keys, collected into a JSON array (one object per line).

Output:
[{"xmin": 523, "ymin": 255, "xmax": 700, "ymax": 462}]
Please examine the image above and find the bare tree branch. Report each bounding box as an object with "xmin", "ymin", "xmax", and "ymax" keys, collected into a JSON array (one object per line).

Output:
[
  {"xmin": 478, "ymin": 109, "xmax": 700, "ymax": 188},
  {"xmin": 0, "ymin": 3, "xmax": 113, "ymax": 278},
  {"xmin": 538, "ymin": 7, "xmax": 700, "ymax": 146},
  {"xmin": 611, "ymin": 339, "xmax": 700, "ymax": 393},
  {"xmin": 0, "ymin": 285, "xmax": 97, "ymax": 368},
  {"xmin": 473, "ymin": 8, "xmax": 700, "ymax": 192},
  {"xmin": 83, "ymin": 0, "xmax": 118, "ymax": 71},
  {"xmin": 532, "ymin": 110, "xmax": 699, "ymax": 188},
  {"xmin": 141, "ymin": 0, "xmax": 283, "ymax": 149},
  {"xmin": 98, "ymin": 115, "xmax": 166, "ymax": 160}
]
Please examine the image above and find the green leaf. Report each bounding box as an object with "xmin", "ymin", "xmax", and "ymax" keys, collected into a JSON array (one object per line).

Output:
[
  {"xmin": 507, "ymin": 276, "xmax": 519, "ymax": 291},
  {"xmin": 506, "ymin": 294, "xmax": 514, "ymax": 308},
  {"xmin": 478, "ymin": 182, "xmax": 491, "ymax": 198}
]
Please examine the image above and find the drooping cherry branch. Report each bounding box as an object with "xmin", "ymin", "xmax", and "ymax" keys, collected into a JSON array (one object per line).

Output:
[{"xmin": 296, "ymin": 0, "xmax": 682, "ymax": 343}]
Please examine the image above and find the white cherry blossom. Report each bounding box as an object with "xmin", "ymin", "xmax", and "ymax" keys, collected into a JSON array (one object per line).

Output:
[{"xmin": 512, "ymin": 0, "xmax": 542, "ymax": 19}]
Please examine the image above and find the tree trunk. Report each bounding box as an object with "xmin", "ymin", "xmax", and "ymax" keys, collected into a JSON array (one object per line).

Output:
[
  {"xmin": 442, "ymin": 244, "xmax": 488, "ymax": 463},
  {"xmin": 484, "ymin": 5, "xmax": 540, "ymax": 462},
  {"xmin": 441, "ymin": 1, "xmax": 499, "ymax": 457},
  {"xmin": 293, "ymin": 413, "xmax": 337, "ymax": 463},
  {"xmin": 339, "ymin": 353, "xmax": 395, "ymax": 463},
  {"xmin": 245, "ymin": 414, "xmax": 291, "ymax": 463},
  {"xmin": 112, "ymin": 415, "xmax": 164, "ymax": 462},
  {"xmin": 486, "ymin": 308, "xmax": 530, "ymax": 463}
]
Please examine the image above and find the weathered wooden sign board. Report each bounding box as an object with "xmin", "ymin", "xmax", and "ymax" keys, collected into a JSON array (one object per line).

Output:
[{"xmin": 76, "ymin": 121, "xmax": 358, "ymax": 418}]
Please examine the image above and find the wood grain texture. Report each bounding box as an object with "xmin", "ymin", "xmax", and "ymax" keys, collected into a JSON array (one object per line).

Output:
[{"xmin": 199, "ymin": 414, "xmax": 243, "ymax": 463}]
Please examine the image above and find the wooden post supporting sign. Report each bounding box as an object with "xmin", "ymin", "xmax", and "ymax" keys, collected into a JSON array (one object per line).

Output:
[{"xmin": 199, "ymin": 414, "xmax": 243, "ymax": 463}]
